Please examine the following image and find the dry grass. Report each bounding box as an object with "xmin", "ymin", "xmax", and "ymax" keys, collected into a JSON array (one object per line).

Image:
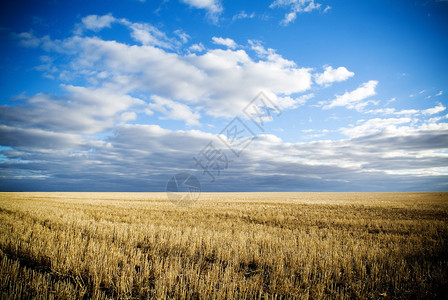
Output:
[{"xmin": 0, "ymin": 192, "xmax": 447, "ymax": 299}]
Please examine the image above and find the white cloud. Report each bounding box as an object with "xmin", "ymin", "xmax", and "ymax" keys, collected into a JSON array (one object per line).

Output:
[
  {"xmin": 61, "ymin": 31, "xmax": 311, "ymax": 120},
  {"xmin": 270, "ymin": 0, "xmax": 323, "ymax": 25},
  {"xmin": 48, "ymin": 33, "xmax": 313, "ymax": 118},
  {"xmin": 180, "ymin": 0, "xmax": 222, "ymax": 12},
  {"xmin": 15, "ymin": 32, "xmax": 41, "ymax": 47},
  {"xmin": 128, "ymin": 22, "xmax": 178, "ymax": 49},
  {"xmin": 385, "ymin": 97, "xmax": 396, "ymax": 105},
  {"xmin": 323, "ymin": 80, "xmax": 378, "ymax": 109},
  {"xmin": 248, "ymin": 40, "xmax": 270, "ymax": 57},
  {"xmin": 277, "ymin": 93, "xmax": 314, "ymax": 110},
  {"xmin": 189, "ymin": 43, "xmax": 205, "ymax": 52},
  {"xmin": 232, "ymin": 11, "xmax": 255, "ymax": 21},
  {"xmin": 422, "ymin": 103, "xmax": 446, "ymax": 115},
  {"xmin": 174, "ymin": 29, "xmax": 191, "ymax": 43},
  {"xmin": 212, "ymin": 37, "xmax": 238, "ymax": 49},
  {"xmin": 180, "ymin": 0, "xmax": 222, "ymax": 22},
  {"xmin": 365, "ymin": 103, "xmax": 446, "ymax": 117},
  {"xmin": 77, "ymin": 14, "xmax": 117, "ymax": 33},
  {"xmin": 248, "ymin": 41, "xmax": 296, "ymax": 67},
  {"xmin": 435, "ymin": 90, "xmax": 443, "ymax": 96},
  {"xmin": 74, "ymin": 15, "xmax": 183, "ymax": 49},
  {"xmin": 315, "ymin": 66, "xmax": 354, "ymax": 85},
  {"xmin": 0, "ymin": 85, "xmax": 144, "ymax": 134},
  {"xmin": 73, "ymin": 14, "xmax": 184, "ymax": 51},
  {"xmin": 392, "ymin": 109, "xmax": 420, "ymax": 115},
  {"xmin": 283, "ymin": 12, "xmax": 297, "ymax": 25},
  {"xmin": 353, "ymin": 100, "xmax": 379, "ymax": 112},
  {"xmin": 340, "ymin": 117, "xmax": 411, "ymax": 138},
  {"xmin": 149, "ymin": 95, "xmax": 201, "ymax": 126},
  {"xmin": 5, "ymin": 14, "xmax": 448, "ymax": 192},
  {"xmin": 121, "ymin": 111, "xmax": 137, "ymax": 122}
]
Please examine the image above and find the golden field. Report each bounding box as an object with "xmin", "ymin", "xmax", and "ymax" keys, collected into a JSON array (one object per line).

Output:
[{"xmin": 0, "ymin": 192, "xmax": 447, "ymax": 299}]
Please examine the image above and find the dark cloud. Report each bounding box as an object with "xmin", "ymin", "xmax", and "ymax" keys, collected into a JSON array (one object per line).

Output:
[{"xmin": 1, "ymin": 122, "xmax": 447, "ymax": 191}]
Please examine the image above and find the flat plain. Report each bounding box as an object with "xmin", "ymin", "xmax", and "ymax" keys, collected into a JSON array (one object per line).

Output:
[{"xmin": 0, "ymin": 192, "xmax": 447, "ymax": 299}]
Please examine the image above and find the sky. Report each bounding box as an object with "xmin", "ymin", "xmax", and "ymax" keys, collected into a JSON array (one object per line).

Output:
[{"xmin": 0, "ymin": 0, "xmax": 447, "ymax": 192}]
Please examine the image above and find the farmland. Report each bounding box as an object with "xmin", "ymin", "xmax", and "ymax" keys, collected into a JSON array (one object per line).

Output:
[{"xmin": 0, "ymin": 192, "xmax": 447, "ymax": 299}]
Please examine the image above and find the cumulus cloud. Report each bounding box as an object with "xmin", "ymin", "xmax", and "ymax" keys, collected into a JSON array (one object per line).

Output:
[
  {"xmin": 340, "ymin": 117, "xmax": 412, "ymax": 138},
  {"xmin": 73, "ymin": 14, "xmax": 117, "ymax": 35},
  {"xmin": 323, "ymin": 80, "xmax": 378, "ymax": 109},
  {"xmin": 422, "ymin": 103, "xmax": 446, "ymax": 115},
  {"xmin": 4, "ymin": 13, "xmax": 448, "ymax": 192},
  {"xmin": 27, "ymin": 29, "xmax": 312, "ymax": 118},
  {"xmin": 121, "ymin": 111, "xmax": 137, "ymax": 122},
  {"xmin": 81, "ymin": 14, "xmax": 116, "ymax": 31},
  {"xmin": 270, "ymin": 0, "xmax": 323, "ymax": 25},
  {"xmin": 180, "ymin": 0, "xmax": 222, "ymax": 13},
  {"xmin": 0, "ymin": 85, "xmax": 144, "ymax": 134},
  {"xmin": 189, "ymin": 43, "xmax": 205, "ymax": 52},
  {"xmin": 277, "ymin": 93, "xmax": 314, "ymax": 110},
  {"xmin": 148, "ymin": 95, "xmax": 201, "ymax": 126},
  {"xmin": 315, "ymin": 66, "xmax": 354, "ymax": 85},
  {"xmin": 127, "ymin": 22, "xmax": 180, "ymax": 49},
  {"xmin": 73, "ymin": 15, "xmax": 186, "ymax": 49},
  {"xmin": 180, "ymin": 0, "xmax": 222, "ymax": 22},
  {"xmin": 212, "ymin": 37, "xmax": 238, "ymax": 49}
]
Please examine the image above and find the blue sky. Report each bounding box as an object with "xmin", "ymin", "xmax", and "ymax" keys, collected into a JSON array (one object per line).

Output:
[{"xmin": 0, "ymin": 0, "xmax": 447, "ymax": 192}]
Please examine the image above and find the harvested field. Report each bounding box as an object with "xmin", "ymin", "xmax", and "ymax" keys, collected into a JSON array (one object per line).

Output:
[{"xmin": 0, "ymin": 192, "xmax": 447, "ymax": 299}]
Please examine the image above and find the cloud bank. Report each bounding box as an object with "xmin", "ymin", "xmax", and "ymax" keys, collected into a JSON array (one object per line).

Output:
[{"xmin": 1, "ymin": 13, "xmax": 447, "ymax": 192}]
